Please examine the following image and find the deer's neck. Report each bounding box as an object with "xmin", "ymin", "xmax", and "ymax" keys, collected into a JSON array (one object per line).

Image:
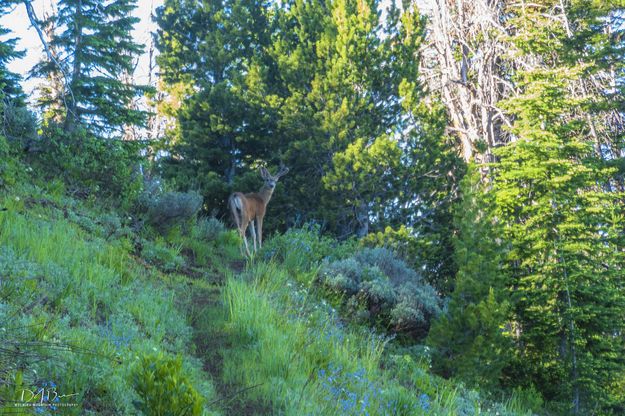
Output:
[{"xmin": 258, "ymin": 185, "xmax": 275, "ymax": 204}]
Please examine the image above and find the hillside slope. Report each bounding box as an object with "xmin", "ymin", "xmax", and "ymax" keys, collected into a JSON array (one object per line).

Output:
[{"xmin": 0, "ymin": 181, "xmax": 533, "ymax": 415}]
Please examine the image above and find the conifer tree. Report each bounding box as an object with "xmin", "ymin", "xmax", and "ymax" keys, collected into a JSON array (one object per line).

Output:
[
  {"xmin": 273, "ymin": 0, "xmax": 454, "ymax": 242},
  {"xmin": 427, "ymin": 168, "xmax": 512, "ymax": 390},
  {"xmin": 488, "ymin": 1, "xmax": 625, "ymax": 411},
  {"xmin": 0, "ymin": 3, "xmax": 25, "ymax": 106},
  {"xmin": 32, "ymin": 0, "xmax": 149, "ymax": 136},
  {"xmin": 155, "ymin": 0, "xmax": 278, "ymax": 211}
]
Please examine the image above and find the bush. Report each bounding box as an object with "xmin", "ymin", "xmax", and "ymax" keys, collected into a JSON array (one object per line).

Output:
[
  {"xmin": 319, "ymin": 258, "xmax": 363, "ymax": 296},
  {"xmin": 144, "ymin": 191, "xmax": 203, "ymax": 231},
  {"xmin": 34, "ymin": 126, "xmax": 143, "ymax": 202},
  {"xmin": 192, "ymin": 217, "xmax": 225, "ymax": 241},
  {"xmin": 354, "ymin": 247, "xmax": 419, "ymax": 286},
  {"xmin": 131, "ymin": 352, "xmax": 204, "ymax": 416},
  {"xmin": 1, "ymin": 99, "xmax": 37, "ymax": 145},
  {"xmin": 135, "ymin": 174, "xmax": 163, "ymax": 213},
  {"xmin": 0, "ymin": 135, "xmax": 25, "ymax": 188},
  {"xmin": 99, "ymin": 212, "xmax": 124, "ymax": 239},
  {"xmin": 318, "ymin": 248, "xmax": 441, "ymax": 337}
]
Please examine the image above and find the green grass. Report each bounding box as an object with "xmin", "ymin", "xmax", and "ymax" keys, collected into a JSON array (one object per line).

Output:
[
  {"xmin": 221, "ymin": 261, "xmax": 534, "ymax": 416},
  {"xmin": 0, "ymin": 178, "xmax": 537, "ymax": 416},
  {"xmin": 0, "ymin": 185, "xmax": 220, "ymax": 415}
]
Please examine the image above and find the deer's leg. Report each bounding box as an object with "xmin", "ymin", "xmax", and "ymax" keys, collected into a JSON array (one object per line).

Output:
[
  {"xmin": 249, "ymin": 219, "xmax": 257, "ymax": 252},
  {"xmin": 256, "ymin": 216, "xmax": 263, "ymax": 249},
  {"xmin": 240, "ymin": 220, "xmax": 251, "ymax": 257},
  {"xmin": 237, "ymin": 226, "xmax": 245, "ymax": 256}
]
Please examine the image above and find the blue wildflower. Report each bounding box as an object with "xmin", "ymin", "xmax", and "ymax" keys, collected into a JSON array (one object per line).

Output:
[{"xmin": 419, "ymin": 393, "xmax": 431, "ymax": 411}]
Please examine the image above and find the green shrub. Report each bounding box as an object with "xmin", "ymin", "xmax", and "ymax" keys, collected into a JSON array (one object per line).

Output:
[
  {"xmin": 1, "ymin": 99, "xmax": 37, "ymax": 145},
  {"xmin": 360, "ymin": 275, "xmax": 395, "ymax": 306},
  {"xmin": 66, "ymin": 210, "xmax": 128, "ymax": 240},
  {"xmin": 354, "ymin": 247, "xmax": 419, "ymax": 285},
  {"xmin": 0, "ymin": 133, "xmax": 9, "ymax": 157},
  {"xmin": 319, "ymin": 258, "xmax": 371, "ymax": 296},
  {"xmin": 145, "ymin": 191, "xmax": 203, "ymax": 231},
  {"xmin": 131, "ymin": 352, "xmax": 204, "ymax": 416},
  {"xmin": 318, "ymin": 248, "xmax": 441, "ymax": 337},
  {"xmin": 262, "ymin": 225, "xmax": 357, "ymax": 274},
  {"xmin": 0, "ymin": 135, "xmax": 24, "ymax": 188},
  {"xmin": 67, "ymin": 210, "xmax": 100, "ymax": 234},
  {"xmin": 361, "ymin": 226, "xmax": 418, "ymax": 262},
  {"xmin": 98, "ymin": 212, "xmax": 132, "ymax": 240},
  {"xmin": 135, "ymin": 175, "xmax": 162, "ymax": 211},
  {"xmin": 34, "ymin": 126, "xmax": 143, "ymax": 202},
  {"xmin": 192, "ymin": 217, "xmax": 225, "ymax": 241}
]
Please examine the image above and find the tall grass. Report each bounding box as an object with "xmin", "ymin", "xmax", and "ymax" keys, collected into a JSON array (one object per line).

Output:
[
  {"xmin": 0, "ymin": 192, "xmax": 219, "ymax": 415},
  {"xmin": 222, "ymin": 260, "xmax": 535, "ymax": 416}
]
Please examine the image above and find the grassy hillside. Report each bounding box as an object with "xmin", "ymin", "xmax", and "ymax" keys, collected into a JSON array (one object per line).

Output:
[{"xmin": 0, "ymin": 176, "xmax": 536, "ymax": 415}]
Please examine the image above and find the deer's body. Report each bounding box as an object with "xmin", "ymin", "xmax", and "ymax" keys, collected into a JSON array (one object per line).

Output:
[{"xmin": 228, "ymin": 166, "xmax": 288, "ymax": 256}]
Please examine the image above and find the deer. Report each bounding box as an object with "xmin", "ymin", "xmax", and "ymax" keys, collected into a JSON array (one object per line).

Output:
[{"xmin": 228, "ymin": 165, "xmax": 289, "ymax": 256}]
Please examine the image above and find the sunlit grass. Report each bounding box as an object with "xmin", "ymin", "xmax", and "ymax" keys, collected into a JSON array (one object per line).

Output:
[
  {"xmin": 0, "ymin": 182, "xmax": 535, "ymax": 416},
  {"xmin": 0, "ymin": 189, "xmax": 220, "ymax": 415},
  {"xmin": 221, "ymin": 261, "xmax": 527, "ymax": 415}
]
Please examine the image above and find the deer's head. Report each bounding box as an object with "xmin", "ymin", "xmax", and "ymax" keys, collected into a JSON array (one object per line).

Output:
[{"xmin": 259, "ymin": 164, "xmax": 289, "ymax": 190}]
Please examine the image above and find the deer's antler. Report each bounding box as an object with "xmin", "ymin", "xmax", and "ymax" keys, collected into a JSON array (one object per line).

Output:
[{"xmin": 275, "ymin": 163, "xmax": 289, "ymax": 178}]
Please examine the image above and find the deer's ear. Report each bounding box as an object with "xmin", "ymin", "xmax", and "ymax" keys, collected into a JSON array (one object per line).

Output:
[{"xmin": 259, "ymin": 167, "xmax": 269, "ymax": 179}]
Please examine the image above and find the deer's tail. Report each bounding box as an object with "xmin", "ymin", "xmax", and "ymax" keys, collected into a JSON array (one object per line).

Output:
[{"xmin": 228, "ymin": 193, "xmax": 243, "ymax": 229}]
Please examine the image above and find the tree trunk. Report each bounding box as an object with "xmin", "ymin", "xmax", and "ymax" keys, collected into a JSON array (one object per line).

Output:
[{"xmin": 64, "ymin": 0, "xmax": 83, "ymax": 133}]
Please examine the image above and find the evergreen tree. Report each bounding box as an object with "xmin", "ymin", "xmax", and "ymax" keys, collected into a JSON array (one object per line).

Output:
[
  {"xmin": 0, "ymin": 2, "xmax": 25, "ymax": 107},
  {"xmin": 32, "ymin": 0, "xmax": 149, "ymax": 136},
  {"xmin": 155, "ymin": 0, "xmax": 279, "ymax": 213},
  {"xmin": 489, "ymin": 1, "xmax": 625, "ymax": 411},
  {"xmin": 0, "ymin": 1, "xmax": 32, "ymax": 146},
  {"xmin": 277, "ymin": 0, "xmax": 410, "ymax": 235},
  {"xmin": 493, "ymin": 70, "xmax": 625, "ymax": 413},
  {"xmin": 428, "ymin": 167, "xmax": 512, "ymax": 390}
]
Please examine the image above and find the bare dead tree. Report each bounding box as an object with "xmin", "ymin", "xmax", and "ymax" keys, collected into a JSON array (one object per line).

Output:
[
  {"xmin": 421, "ymin": 0, "xmax": 516, "ymax": 163},
  {"xmin": 22, "ymin": 0, "xmax": 76, "ymax": 119},
  {"xmin": 145, "ymin": 8, "xmax": 167, "ymax": 149},
  {"xmin": 33, "ymin": 4, "xmax": 66, "ymax": 123}
]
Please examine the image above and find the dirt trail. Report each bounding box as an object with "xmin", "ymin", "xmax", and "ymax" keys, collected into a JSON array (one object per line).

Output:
[{"xmin": 183, "ymin": 261, "xmax": 270, "ymax": 416}]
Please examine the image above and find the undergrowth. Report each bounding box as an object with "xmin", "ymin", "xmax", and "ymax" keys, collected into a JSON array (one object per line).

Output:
[
  {"xmin": 222, "ymin": 261, "xmax": 535, "ymax": 416},
  {"xmin": 0, "ymin": 183, "xmax": 220, "ymax": 415},
  {"xmin": 0, "ymin": 164, "xmax": 538, "ymax": 415}
]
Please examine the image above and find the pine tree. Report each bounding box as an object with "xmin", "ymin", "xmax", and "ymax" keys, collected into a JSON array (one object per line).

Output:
[
  {"xmin": 273, "ymin": 0, "xmax": 453, "ymax": 242},
  {"xmin": 0, "ymin": 2, "xmax": 25, "ymax": 107},
  {"xmin": 281, "ymin": 0, "xmax": 406, "ymax": 236},
  {"xmin": 32, "ymin": 0, "xmax": 149, "ymax": 136},
  {"xmin": 489, "ymin": 1, "xmax": 625, "ymax": 411},
  {"xmin": 155, "ymin": 0, "xmax": 279, "ymax": 213},
  {"xmin": 428, "ymin": 167, "xmax": 512, "ymax": 390}
]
